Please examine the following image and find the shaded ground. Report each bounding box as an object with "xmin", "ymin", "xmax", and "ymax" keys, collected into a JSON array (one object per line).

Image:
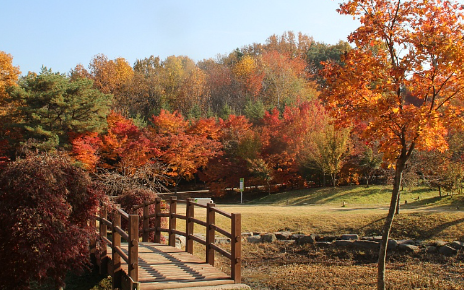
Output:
[{"xmin": 238, "ymin": 242, "xmax": 464, "ymax": 289}]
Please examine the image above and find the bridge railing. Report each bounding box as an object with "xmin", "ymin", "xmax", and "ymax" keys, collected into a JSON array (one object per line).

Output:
[
  {"xmin": 133, "ymin": 196, "xmax": 242, "ymax": 283},
  {"xmin": 95, "ymin": 206, "xmax": 139, "ymax": 290}
]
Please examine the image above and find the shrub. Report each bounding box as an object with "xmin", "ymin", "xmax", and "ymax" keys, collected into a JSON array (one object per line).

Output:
[
  {"xmin": 115, "ymin": 188, "xmax": 160, "ymax": 241},
  {"xmin": 0, "ymin": 153, "xmax": 102, "ymax": 290}
]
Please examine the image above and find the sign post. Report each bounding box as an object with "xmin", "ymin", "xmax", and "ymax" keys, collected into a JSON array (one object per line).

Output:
[{"xmin": 239, "ymin": 178, "xmax": 244, "ymax": 204}]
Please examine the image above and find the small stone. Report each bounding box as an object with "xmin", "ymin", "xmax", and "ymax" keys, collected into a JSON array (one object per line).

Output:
[
  {"xmin": 290, "ymin": 233, "xmax": 305, "ymax": 240},
  {"xmin": 341, "ymin": 234, "xmax": 359, "ymax": 240},
  {"xmin": 353, "ymin": 240, "xmax": 380, "ymax": 250},
  {"xmin": 434, "ymin": 240, "xmax": 447, "ymax": 247},
  {"xmin": 175, "ymin": 235, "xmax": 186, "ymax": 249},
  {"xmin": 397, "ymin": 239, "xmax": 415, "ymax": 245},
  {"xmin": 426, "ymin": 246, "xmax": 438, "ymax": 253},
  {"xmin": 241, "ymin": 232, "xmax": 253, "ymax": 237},
  {"xmin": 247, "ymin": 236, "xmax": 262, "ymax": 244},
  {"xmin": 215, "ymin": 237, "xmax": 230, "ymax": 244},
  {"xmin": 275, "ymin": 231, "xmax": 292, "ymax": 240},
  {"xmin": 439, "ymin": 245, "xmax": 458, "ymax": 256},
  {"xmin": 398, "ymin": 244, "xmax": 420, "ymax": 253},
  {"xmin": 449, "ymin": 241, "xmax": 464, "ymax": 250},
  {"xmin": 296, "ymin": 234, "xmax": 317, "ymax": 245},
  {"xmin": 261, "ymin": 233, "xmax": 277, "ymax": 243},
  {"xmin": 388, "ymin": 239, "xmax": 398, "ymax": 250}
]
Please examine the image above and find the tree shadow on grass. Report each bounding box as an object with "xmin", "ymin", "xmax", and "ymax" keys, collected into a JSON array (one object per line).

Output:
[
  {"xmin": 402, "ymin": 195, "xmax": 464, "ymax": 209},
  {"xmin": 420, "ymin": 217, "xmax": 464, "ymax": 241}
]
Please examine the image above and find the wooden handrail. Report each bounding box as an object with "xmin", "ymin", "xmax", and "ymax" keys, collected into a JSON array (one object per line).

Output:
[
  {"xmin": 95, "ymin": 196, "xmax": 242, "ymax": 285},
  {"xmin": 139, "ymin": 197, "xmax": 242, "ymax": 283},
  {"xmin": 95, "ymin": 205, "xmax": 139, "ymax": 289}
]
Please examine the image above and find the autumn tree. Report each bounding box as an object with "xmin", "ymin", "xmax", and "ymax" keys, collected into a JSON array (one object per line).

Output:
[
  {"xmin": 198, "ymin": 59, "xmax": 239, "ymax": 116},
  {"xmin": 260, "ymin": 50, "xmax": 318, "ymax": 108},
  {"xmin": 0, "ymin": 153, "xmax": 102, "ymax": 290},
  {"xmin": 150, "ymin": 110, "xmax": 222, "ymax": 189},
  {"xmin": 0, "ymin": 51, "xmax": 21, "ymax": 160},
  {"xmin": 301, "ymin": 124, "xmax": 351, "ymax": 187},
  {"xmin": 0, "ymin": 51, "xmax": 21, "ymax": 106},
  {"xmin": 322, "ymin": 1, "xmax": 464, "ymax": 289},
  {"xmin": 8, "ymin": 68, "xmax": 112, "ymax": 151}
]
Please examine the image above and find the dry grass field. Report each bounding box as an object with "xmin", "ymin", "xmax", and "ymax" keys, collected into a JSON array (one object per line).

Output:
[
  {"xmin": 61, "ymin": 185, "xmax": 464, "ymax": 289},
  {"xmin": 190, "ymin": 185, "xmax": 464, "ymax": 289}
]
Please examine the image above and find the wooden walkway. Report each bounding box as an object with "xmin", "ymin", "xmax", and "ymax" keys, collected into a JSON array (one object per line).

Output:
[
  {"xmin": 103, "ymin": 242, "xmax": 235, "ymax": 289},
  {"xmin": 93, "ymin": 197, "xmax": 246, "ymax": 290}
]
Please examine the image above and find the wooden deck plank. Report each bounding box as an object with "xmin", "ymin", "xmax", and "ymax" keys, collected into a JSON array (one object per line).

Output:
[{"xmin": 103, "ymin": 242, "xmax": 234, "ymax": 289}]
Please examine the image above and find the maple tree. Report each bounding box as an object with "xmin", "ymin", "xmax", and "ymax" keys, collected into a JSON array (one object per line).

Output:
[
  {"xmin": 322, "ymin": 1, "xmax": 464, "ymax": 288},
  {"xmin": 99, "ymin": 112, "xmax": 154, "ymax": 174},
  {"xmin": 150, "ymin": 110, "xmax": 222, "ymax": 187},
  {"xmin": 0, "ymin": 153, "xmax": 102, "ymax": 289}
]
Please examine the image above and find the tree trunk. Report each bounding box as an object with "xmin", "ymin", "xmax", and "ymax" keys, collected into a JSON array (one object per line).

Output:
[
  {"xmin": 377, "ymin": 156, "xmax": 407, "ymax": 290},
  {"xmin": 395, "ymin": 192, "xmax": 400, "ymax": 215}
]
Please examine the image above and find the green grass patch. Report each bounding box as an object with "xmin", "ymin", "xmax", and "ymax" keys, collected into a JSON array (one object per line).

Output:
[{"xmin": 248, "ymin": 185, "xmax": 448, "ymax": 206}]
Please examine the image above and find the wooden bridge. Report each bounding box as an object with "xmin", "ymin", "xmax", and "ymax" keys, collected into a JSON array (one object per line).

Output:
[{"xmin": 91, "ymin": 197, "xmax": 246, "ymax": 290}]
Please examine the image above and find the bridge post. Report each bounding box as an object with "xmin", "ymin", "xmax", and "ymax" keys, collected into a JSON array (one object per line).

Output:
[
  {"xmin": 142, "ymin": 203, "xmax": 149, "ymax": 242},
  {"xmin": 154, "ymin": 198, "xmax": 161, "ymax": 243},
  {"xmin": 231, "ymin": 213, "xmax": 242, "ymax": 284},
  {"xmin": 128, "ymin": 214, "xmax": 139, "ymax": 284},
  {"xmin": 112, "ymin": 209, "xmax": 122, "ymax": 289},
  {"xmin": 89, "ymin": 216, "xmax": 97, "ymax": 262},
  {"xmin": 206, "ymin": 202, "xmax": 216, "ymax": 266},
  {"xmin": 169, "ymin": 196, "xmax": 177, "ymax": 247},
  {"xmin": 185, "ymin": 198, "xmax": 195, "ymax": 254},
  {"xmin": 99, "ymin": 207, "xmax": 108, "ymax": 275}
]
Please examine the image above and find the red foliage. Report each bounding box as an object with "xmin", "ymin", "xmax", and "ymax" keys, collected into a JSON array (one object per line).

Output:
[
  {"xmin": 100, "ymin": 112, "xmax": 157, "ymax": 174},
  {"xmin": 115, "ymin": 188, "xmax": 163, "ymax": 241},
  {"xmin": 0, "ymin": 153, "xmax": 102, "ymax": 289}
]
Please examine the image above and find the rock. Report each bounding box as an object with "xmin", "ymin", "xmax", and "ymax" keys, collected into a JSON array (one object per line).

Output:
[
  {"xmin": 261, "ymin": 233, "xmax": 277, "ymax": 243},
  {"xmin": 398, "ymin": 244, "xmax": 420, "ymax": 253},
  {"xmin": 426, "ymin": 246, "xmax": 438, "ymax": 253},
  {"xmin": 439, "ymin": 245, "xmax": 458, "ymax": 256},
  {"xmin": 387, "ymin": 239, "xmax": 398, "ymax": 250},
  {"xmin": 353, "ymin": 240, "xmax": 380, "ymax": 250},
  {"xmin": 175, "ymin": 235, "xmax": 186, "ymax": 249},
  {"xmin": 397, "ymin": 239, "xmax": 415, "ymax": 245},
  {"xmin": 215, "ymin": 237, "xmax": 230, "ymax": 244},
  {"xmin": 247, "ymin": 236, "xmax": 262, "ymax": 244},
  {"xmin": 290, "ymin": 233, "xmax": 305, "ymax": 240},
  {"xmin": 296, "ymin": 234, "xmax": 317, "ymax": 245},
  {"xmin": 434, "ymin": 240, "xmax": 447, "ymax": 247},
  {"xmin": 241, "ymin": 232, "xmax": 253, "ymax": 237},
  {"xmin": 341, "ymin": 234, "xmax": 359, "ymax": 240},
  {"xmin": 449, "ymin": 241, "xmax": 464, "ymax": 250},
  {"xmin": 275, "ymin": 231, "xmax": 292, "ymax": 240},
  {"xmin": 334, "ymin": 240, "xmax": 354, "ymax": 247}
]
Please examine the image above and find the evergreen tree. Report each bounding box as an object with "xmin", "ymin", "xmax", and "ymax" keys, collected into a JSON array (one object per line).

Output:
[{"xmin": 8, "ymin": 68, "xmax": 112, "ymax": 151}]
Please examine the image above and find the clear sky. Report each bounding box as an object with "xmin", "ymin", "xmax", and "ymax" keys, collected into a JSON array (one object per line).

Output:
[{"xmin": 1, "ymin": 0, "xmax": 359, "ymax": 75}]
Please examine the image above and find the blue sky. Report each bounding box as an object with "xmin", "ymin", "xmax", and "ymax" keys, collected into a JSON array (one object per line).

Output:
[{"xmin": 1, "ymin": 1, "xmax": 359, "ymax": 75}]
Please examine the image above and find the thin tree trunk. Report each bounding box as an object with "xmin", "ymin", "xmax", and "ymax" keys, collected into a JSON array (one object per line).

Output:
[
  {"xmin": 377, "ymin": 156, "xmax": 407, "ymax": 290},
  {"xmin": 395, "ymin": 192, "xmax": 401, "ymax": 215}
]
